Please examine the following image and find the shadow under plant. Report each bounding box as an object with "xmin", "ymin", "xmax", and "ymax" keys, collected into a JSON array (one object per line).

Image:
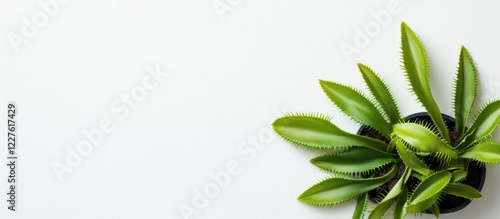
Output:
[{"xmin": 272, "ymin": 22, "xmax": 500, "ymax": 219}]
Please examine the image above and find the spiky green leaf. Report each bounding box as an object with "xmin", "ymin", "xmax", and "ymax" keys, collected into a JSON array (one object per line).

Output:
[
  {"xmin": 412, "ymin": 172, "xmax": 425, "ymax": 181},
  {"xmin": 461, "ymin": 141, "xmax": 500, "ymax": 163},
  {"xmin": 298, "ymin": 166, "xmax": 397, "ymax": 205},
  {"xmin": 454, "ymin": 47, "xmax": 478, "ymax": 135},
  {"xmin": 368, "ymin": 198, "xmax": 395, "ymax": 219},
  {"xmin": 395, "ymin": 139, "xmax": 432, "ymax": 176},
  {"xmin": 451, "ymin": 170, "xmax": 468, "ymax": 182},
  {"xmin": 408, "ymin": 171, "xmax": 451, "ymax": 205},
  {"xmin": 444, "ymin": 159, "xmax": 466, "ymax": 171},
  {"xmin": 319, "ymin": 80, "xmax": 392, "ymax": 138},
  {"xmin": 393, "ymin": 123, "xmax": 458, "ymax": 160},
  {"xmin": 406, "ymin": 195, "xmax": 439, "ymax": 214},
  {"xmin": 430, "ymin": 204, "xmax": 440, "ymax": 218},
  {"xmin": 393, "ymin": 186, "xmax": 408, "ymax": 219},
  {"xmin": 353, "ymin": 193, "xmax": 368, "ymax": 219},
  {"xmin": 358, "ymin": 63, "xmax": 401, "ymax": 124},
  {"xmin": 311, "ymin": 147, "xmax": 397, "ymax": 174},
  {"xmin": 443, "ymin": 183, "xmax": 482, "ymax": 200},
  {"xmin": 368, "ymin": 167, "xmax": 410, "ymax": 219},
  {"xmin": 400, "ymin": 22, "xmax": 449, "ymax": 142},
  {"xmin": 272, "ymin": 114, "xmax": 387, "ymax": 151},
  {"xmin": 459, "ymin": 100, "xmax": 500, "ymax": 150}
]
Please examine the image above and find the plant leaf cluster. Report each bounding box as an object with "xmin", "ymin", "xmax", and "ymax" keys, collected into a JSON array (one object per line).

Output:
[{"xmin": 272, "ymin": 22, "xmax": 500, "ymax": 218}]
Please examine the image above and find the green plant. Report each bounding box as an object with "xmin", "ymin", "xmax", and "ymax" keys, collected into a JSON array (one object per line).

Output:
[{"xmin": 272, "ymin": 22, "xmax": 500, "ymax": 219}]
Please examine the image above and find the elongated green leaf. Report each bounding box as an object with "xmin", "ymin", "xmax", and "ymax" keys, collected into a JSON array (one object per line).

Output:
[
  {"xmin": 395, "ymin": 139, "xmax": 432, "ymax": 176},
  {"xmin": 319, "ymin": 80, "xmax": 392, "ymax": 138},
  {"xmin": 444, "ymin": 159, "xmax": 465, "ymax": 171},
  {"xmin": 401, "ymin": 22, "xmax": 449, "ymax": 142},
  {"xmin": 393, "ymin": 186, "xmax": 408, "ymax": 219},
  {"xmin": 459, "ymin": 100, "xmax": 500, "ymax": 150},
  {"xmin": 353, "ymin": 193, "xmax": 368, "ymax": 219},
  {"xmin": 451, "ymin": 170, "xmax": 468, "ymax": 182},
  {"xmin": 406, "ymin": 195, "xmax": 439, "ymax": 213},
  {"xmin": 298, "ymin": 166, "xmax": 397, "ymax": 205},
  {"xmin": 358, "ymin": 63, "xmax": 401, "ymax": 124},
  {"xmin": 368, "ymin": 197, "xmax": 395, "ymax": 219},
  {"xmin": 454, "ymin": 47, "xmax": 478, "ymax": 135},
  {"xmin": 311, "ymin": 147, "xmax": 397, "ymax": 174},
  {"xmin": 393, "ymin": 123, "xmax": 458, "ymax": 160},
  {"xmin": 443, "ymin": 183, "xmax": 482, "ymax": 200},
  {"xmin": 368, "ymin": 167, "xmax": 410, "ymax": 219},
  {"xmin": 408, "ymin": 171, "xmax": 452, "ymax": 205},
  {"xmin": 429, "ymin": 204, "xmax": 440, "ymax": 218},
  {"xmin": 272, "ymin": 114, "xmax": 387, "ymax": 151},
  {"xmin": 461, "ymin": 141, "xmax": 500, "ymax": 163},
  {"xmin": 412, "ymin": 172, "xmax": 424, "ymax": 181}
]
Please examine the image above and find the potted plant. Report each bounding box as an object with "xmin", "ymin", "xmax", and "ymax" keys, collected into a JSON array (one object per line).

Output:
[{"xmin": 272, "ymin": 22, "xmax": 500, "ymax": 219}]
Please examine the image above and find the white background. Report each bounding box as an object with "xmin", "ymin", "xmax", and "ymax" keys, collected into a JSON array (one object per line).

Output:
[{"xmin": 1, "ymin": 0, "xmax": 500, "ymax": 218}]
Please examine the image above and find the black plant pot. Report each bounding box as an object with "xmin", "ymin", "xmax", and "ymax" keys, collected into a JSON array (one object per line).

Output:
[{"xmin": 357, "ymin": 112, "xmax": 486, "ymax": 214}]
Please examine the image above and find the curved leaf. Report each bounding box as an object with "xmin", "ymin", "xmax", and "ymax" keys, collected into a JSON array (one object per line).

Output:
[
  {"xmin": 443, "ymin": 183, "xmax": 482, "ymax": 200},
  {"xmin": 298, "ymin": 166, "xmax": 397, "ymax": 206},
  {"xmin": 368, "ymin": 167, "xmax": 410, "ymax": 219},
  {"xmin": 451, "ymin": 170, "xmax": 468, "ymax": 182},
  {"xmin": 412, "ymin": 172, "xmax": 424, "ymax": 181},
  {"xmin": 319, "ymin": 80, "xmax": 392, "ymax": 138},
  {"xmin": 358, "ymin": 63, "xmax": 401, "ymax": 124},
  {"xmin": 459, "ymin": 100, "xmax": 500, "ymax": 150},
  {"xmin": 406, "ymin": 195, "xmax": 439, "ymax": 214},
  {"xmin": 408, "ymin": 171, "xmax": 452, "ymax": 205},
  {"xmin": 353, "ymin": 193, "xmax": 368, "ymax": 219},
  {"xmin": 272, "ymin": 114, "xmax": 387, "ymax": 151},
  {"xmin": 393, "ymin": 186, "xmax": 408, "ymax": 219},
  {"xmin": 429, "ymin": 204, "xmax": 440, "ymax": 218},
  {"xmin": 311, "ymin": 147, "xmax": 397, "ymax": 174},
  {"xmin": 395, "ymin": 139, "xmax": 432, "ymax": 176},
  {"xmin": 368, "ymin": 197, "xmax": 395, "ymax": 219},
  {"xmin": 454, "ymin": 47, "xmax": 478, "ymax": 135},
  {"xmin": 393, "ymin": 123, "xmax": 458, "ymax": 160},
  {"xmin": 444, "ymin": 159, "xmax": 465, "ymax": 171},
  {"xmin": 461, "ymin": 141, "xmax": 500, "ymax": 163},
  {"xmin": 401, "ymin": 22, "xmax": 449, "ymax": 142}
]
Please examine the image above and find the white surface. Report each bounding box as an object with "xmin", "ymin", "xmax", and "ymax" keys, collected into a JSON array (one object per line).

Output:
[{"xmin": 1, "ymin": 0, "xmax": 500, "ymax": 218}]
